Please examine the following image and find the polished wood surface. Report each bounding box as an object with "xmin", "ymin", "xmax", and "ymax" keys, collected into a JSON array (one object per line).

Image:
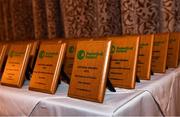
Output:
[
  {"xmin": 167, "ymin": 32, "xmax": 180, "ymax": 68},
  {"xmin": 152, "ymin": 33, "xmax": 169, "ymax": 73},
  {"xmin": 107, "ymin": 36, "xmax": 139, "ymax": 89},
  {"xmin": 68, "ymin": 40, "xmax": 111, "ymax": 103},
  {"xmin": 1, "ymin": 43, "xmax": 31, "ymax": 87},
  {"xmin": 29, "ymin": 42, "xmax": 66, "ymax": 94},
  {"xmin": 137, "ymin": 34, "xmax": 154, "ymax": 80}
]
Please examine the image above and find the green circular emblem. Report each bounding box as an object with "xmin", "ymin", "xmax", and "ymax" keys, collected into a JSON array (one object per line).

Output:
[
  {"xmin": 77, "ymin": 50, "xmax": 85, "ymax": 60},
  {"xmin": 39, "ymin": 50, "xmax": 45, "ymax": 59},
  {"xmin": 9, "ymin": 51, "xmax": 14, "ymax": 57},
  {"xmin": 69, "ymin": 46, "xmax": 74, "ymax": 53},
  {"xmin": 111, "ymin": 45, "xmax": 116, "ymax": 54}
]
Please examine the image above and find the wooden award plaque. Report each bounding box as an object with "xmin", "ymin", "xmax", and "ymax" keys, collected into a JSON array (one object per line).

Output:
[
  {"xmin": 107, "ymin": 36, "xmax": 139, "ymax": 89},
  {"xmin": 0, "ymin": 44, "xmax": 9, "ymax": 72},
  {"xmin": 29, "ymin": 43, "xmax": 66, "ymax": 94},
  {"xmin": 68, "ymin": 40, "xmax": 111, "ymax": 103},
  {"xmin": 137, "ymin": 34, "xmax": 154, "ymax": 80},
  {"xmin": 63, "ymin": 39, "xmax": 78, "ymax": 78},
  {"xmin": 1, "ymin": 44, "xmax": 32, "ymax": 87},
  {"xmin": 151, "ymin": 33, "xmax": 169, "ymax": 73},
  {"xmin": 167, "ymin": 33, "xmax": 180, "ymax": 68}
]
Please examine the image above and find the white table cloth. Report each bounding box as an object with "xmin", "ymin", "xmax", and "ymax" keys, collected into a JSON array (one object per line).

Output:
[
  {"xmin": 0, "ymin": 67, "xmax": 179, "ymax": 116},
  {"xmin": 136, "ymin": 68, "xmax": 180, "ymax": 116},
  {"xmin": 31, "ymin": 68, "xmax": 180, "ymax": 116},
  {"xmin": 114, "ymin": 91, "xmax": 162, "ymax": 116},
  {"xmin": 0, "ymin": 81, "xmax": 64, "ymax": 116},
  {"xmin": 30, "ymin": 87, "xmax": 147, "ymax": 116}
]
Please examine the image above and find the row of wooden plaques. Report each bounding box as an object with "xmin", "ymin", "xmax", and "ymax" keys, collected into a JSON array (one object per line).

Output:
[{"xmin": 0, "ymin": 32, "xmax": 179, "ymax": 103}]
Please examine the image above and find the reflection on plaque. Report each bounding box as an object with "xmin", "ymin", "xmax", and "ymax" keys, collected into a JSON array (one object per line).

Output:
[
  {"xmin": 29, "ymin": 42, "xmax": 66, "ymax": 94},
  {"xmin": 152, "ymin": 33, "xmax": 169, "ymax": 73},
  {"xmin": 1, "ymin": 44, "xmax": 32, "ymax": 87},
  {"xmin": 0, "ymin": 44, "xmax": 9, "ymax": 73},
  {"xmin": 68, "ymin": 40, "xmax": 111, "ymax": 103},
  {"xmin": 137, "ymin": 34, "xmax": 154, "ymax": 80},
  {"xmin": 107, "ymin": 36, "xmax": 139, "ymax": 89},
  {"xmin": 167, "ymin": 33, "xmax": 180, "ymax": 68}
]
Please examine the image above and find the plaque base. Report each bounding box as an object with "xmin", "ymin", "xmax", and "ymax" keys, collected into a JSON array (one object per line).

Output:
[{"xmin": 25, "ymin": 55, "xmax": 38, "ymax": 80}]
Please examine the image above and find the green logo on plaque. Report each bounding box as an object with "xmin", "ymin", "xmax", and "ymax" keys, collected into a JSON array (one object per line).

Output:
[
  {"xmin": 139, "ymin": 43, "xmax": 149, "ymax": 48},
  {"xmin": 111, "ymin": 45, "xmax": 133, "ymax": 54},
  {"xmin": 77, "ymin": 50, "xmax": 103, "ymax": 60},
  {"xmin": 9, "ymin": 51, "xmax": 24, "ymax": 57},
  {"xmin": 39, "ymin": 50, "xmax": 45, "ymax": 58},
  {"xmin": 69, "ymin": 46, "xmax": 74, "ymax": 53},
  {"xmin": 154, "ymin": 41, "xmax": 164, "ymax": 46},
  {"xmin": 9, "ymin": 51, "xmax": 14, "ymax": 57},
  {"xmin": 116, "ymin": 47, "xmax": 133, "ymax": 53},
  {"xmin": 39, "ymin": 50, "xmax": 58, "ymax": 59},
  {"xmin": 111, "ymin": 45, "xmax": 116, "ymax": 54},
  {"xmin": 77, "ymin": 50, "xmax": 85, "ymax": 60}
]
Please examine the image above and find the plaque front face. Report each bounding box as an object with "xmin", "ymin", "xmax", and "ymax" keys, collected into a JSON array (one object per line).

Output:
[
  {"xmin": 1, "ymin": 44, "xmax": 31, "ymax": 87},
  {"xmin": 29, "ymin": 43, "xmax": 66, "ymax": 94},
  {"xmin": 152, "ymin": 33, "xmax": 169, "ymax": 73},
  {"xmin": 167, "ymin": 33, "xmax": 180, "ymax": 68},
  {"xmin": 137, "ymin": 34, "xmax": 154, "ymax": 80},
  {"xmin": 108, "ymin": 36, "xmax": 139, "ymax": 89},
  {"xmin": 68, "ymin": 40, "xmax": 111, "ymax": 103}
]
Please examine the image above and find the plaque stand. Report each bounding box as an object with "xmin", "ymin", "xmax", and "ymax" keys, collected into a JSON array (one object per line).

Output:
[
  {"xmin": 25, "ymin": 65, "xmax": 32, "ymax": 80},
  {"xmin": 151, "ymin": 70, "xmax": 154, "ymax": 75},
  {"xmin": 106, "ymin": 78, "xmax": 116, "ymax": 92},
  {"xmin": 136, "ymin": 75, "xmax": 141, "ymax": 83},
  {"xmin": 61, "ymin": 66, "xmax": 116, "ymax": 92},
  {"xmin": 0, "ymin": 56, "xmax": 8, "ymax": 79},
  {"xmin": 61, "ymin": 69, "xmax": 70, "ymax": 84},
  {"xmin": 25, "ymin": 51, "xmax": 39, "ymax": 80}
]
